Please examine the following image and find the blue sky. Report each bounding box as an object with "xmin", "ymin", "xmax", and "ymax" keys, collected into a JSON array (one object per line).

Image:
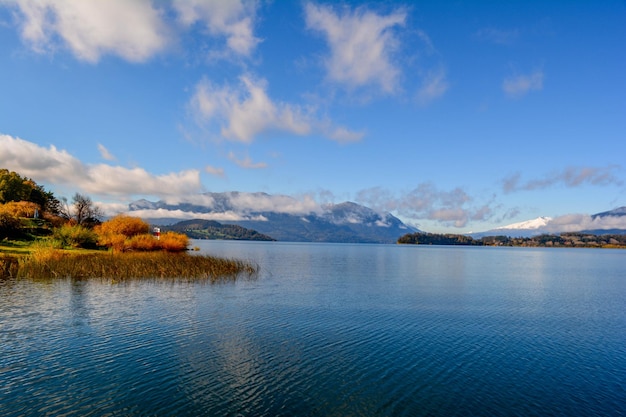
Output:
[{"xmin": 0, "ymin": 0, "xmax": 624, "ymax": 233}]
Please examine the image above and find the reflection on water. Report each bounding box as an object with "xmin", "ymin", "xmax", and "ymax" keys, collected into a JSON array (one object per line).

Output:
[{"xmin": 1, "ymin": 242, "xmax": 625, "ymax": 416}]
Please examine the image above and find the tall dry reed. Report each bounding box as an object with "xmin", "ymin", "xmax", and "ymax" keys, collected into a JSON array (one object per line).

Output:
[
  {"xmin": 0, "ymin": 255, "xmax": 20, "ymax": 278},
  {"xmin": 16, "ymin": 251, "xmax": 257, "ymax": 282}
]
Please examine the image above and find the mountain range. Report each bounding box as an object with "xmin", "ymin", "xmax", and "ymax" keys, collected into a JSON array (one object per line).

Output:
[
  {"xmin": 128, "ymin": 192, "xmax": 625, "ymax": 242},
  {"xmin": 129, "ymin": 192, "xmax": 418, "ymax": 243}
]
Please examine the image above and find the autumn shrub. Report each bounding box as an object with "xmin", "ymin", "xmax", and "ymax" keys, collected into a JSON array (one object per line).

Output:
[
  {"xmin": 53, "ymin": 224, "xmax": 99, "ymax": 249},
  {"xmin": 98, "ymin": 233, "xmax": 124, "ymax": 252},
  {"xmin": 93, "ymin": 215, "xmax": 188, "ymax": 253},
  {"xmin": 126, "ymin": 233, "xmax": 160, "ymax": 251},
  {"xmin": 95, "ymin": 215, "xmax": 149, "ymax": 252},
  {"xmin": 95, "ymin": 215, "xmax": 150, "ymax": 239},
  {"xmin": 158, "ymin": 231, "xmax": 189, "ymax": 252}
]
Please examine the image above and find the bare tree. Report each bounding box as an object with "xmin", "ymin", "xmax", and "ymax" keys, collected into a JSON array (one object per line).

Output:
[{"xmin": 60, "ymin": 193, "xmax": 104, "ymax": 227}]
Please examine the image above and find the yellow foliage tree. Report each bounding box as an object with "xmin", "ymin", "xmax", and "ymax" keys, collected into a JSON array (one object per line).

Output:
[{"xmin": 0, "ymin": 201, "xmax": 40, "ymax": 218}]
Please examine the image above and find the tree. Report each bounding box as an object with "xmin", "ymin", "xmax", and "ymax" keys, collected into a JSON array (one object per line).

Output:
[
  {"xmin": 60, "ymin": 193, "xmax": 104, "ymax": 227},
  {"xmin": 0, "ymin": 169, "xmax": 61, "ymax": 215}
]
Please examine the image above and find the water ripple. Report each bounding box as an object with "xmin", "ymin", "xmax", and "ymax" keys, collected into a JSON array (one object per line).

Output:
[{"xmin": 2, "ymin": 245, "xmax": 625, "ymax": 416}]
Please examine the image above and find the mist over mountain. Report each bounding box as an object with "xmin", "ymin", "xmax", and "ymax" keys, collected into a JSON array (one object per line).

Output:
[
  {"xmin": 591, "ymin": 207, "xmax": 626, "ymax": 219},
  {"xmin": 128, "ymin": 192, "xmax": 418, "ymax": 243},
  {"xmin": 128, "ymin": 191, "xmax": 625, "ymax": 241},
  {"xmin": 470, "ymin": 207, "xmax": 626, "ymax": 238}
]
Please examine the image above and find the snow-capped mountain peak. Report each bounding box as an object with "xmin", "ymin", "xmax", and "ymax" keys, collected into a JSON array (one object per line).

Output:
[{"xmin": 494, "ymin": 216, "xmax": 552, "ymax": 230}]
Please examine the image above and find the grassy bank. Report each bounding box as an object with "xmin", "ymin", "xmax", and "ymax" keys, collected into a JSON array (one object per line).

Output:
[{"xmin": 0, "ymin": 249, "xmax": 257, "ymax": 282}]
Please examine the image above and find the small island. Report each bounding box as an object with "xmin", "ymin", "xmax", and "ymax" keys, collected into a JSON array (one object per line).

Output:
[
  {"xmin": 0, "ymin": 169, "xmax": 257, "ymax": 281},
  {"xmin": 398, "ymin": 231, "xmax": 626, "ymax": 248}
]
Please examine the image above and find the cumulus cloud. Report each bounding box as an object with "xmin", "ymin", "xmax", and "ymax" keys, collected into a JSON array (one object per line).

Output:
[
  {"xmin": 503, "ymin": 166, "xmax": 623, "ymax": 193},
  {"xmin": 355, "ymin": 183, "xmax": 492, "ymax": 228},
  {"xmin": 0, "ymin": 133, "xmax": 203, "ymax": 197},
  {"xmin": 190, "ymin": 75, "xmax": 362, "ymax": 143},
  {"xmin": 2, "ymin": 0, "xmax": 170, "ymax": 63},
  {"xmin": 2, "ymin": 0, "xmax": 262, "ymax": 62},
  {"xmin": 173, "ymin": 0, "xmax": 259, "ymax": 57},
  {"xmin": 191, "ymin": 75, "xmax": 310, "ymax": 143},
  {"xmin": 503, "ymin": 69, "xmax": 544, "ymax": 97},
  {"xmin": 305, "ymin": 2, "xmax": 406, "ymax": 93}
]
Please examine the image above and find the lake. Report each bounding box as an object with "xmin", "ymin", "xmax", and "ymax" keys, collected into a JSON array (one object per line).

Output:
[{"xmin": 1, "ymin": 241, "xmax": 625, "ymax": 416}]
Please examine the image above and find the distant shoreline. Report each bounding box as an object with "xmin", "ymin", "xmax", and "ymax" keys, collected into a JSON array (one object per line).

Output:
[{"xmin": 397, "ymin": 232, "xmax": 626, "ymax": 249}]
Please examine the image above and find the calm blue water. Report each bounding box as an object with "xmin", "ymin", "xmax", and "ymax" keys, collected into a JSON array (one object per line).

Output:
[{"xmin": 1, "ymin": 241, "xmax": 625, "ymax": 416}]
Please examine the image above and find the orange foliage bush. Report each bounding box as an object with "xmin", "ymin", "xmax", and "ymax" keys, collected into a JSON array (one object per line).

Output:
[
  {"xmin": 95, "ymin": 215, "xmax": 151, "ymax": 252},
  {"xmin": 159, "ymin": 231, "xmax": 189, "ymax": 252},
  {"xmin": 126, "ymin": 234, "xmax": 160, "ymax": 251},
  {"xmin": 94, "ymin": 215, "xmax": 188, "ymax": 253},
  {"xmin": 96, "ymin": 215, "xmax": 150, "ymax": 238},
  {"xmin": 100, "ymin": 233, "xmax": 126, "ymax": 253}
]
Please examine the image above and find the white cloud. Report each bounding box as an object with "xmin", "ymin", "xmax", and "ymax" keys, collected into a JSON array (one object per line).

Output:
[
  {"xmin": 228, "ymin": 192, "xmax": 321, "ymax": 215},
  {"xmin": 3, "ymin": 0, "xmax": 170, "ymax": 63},
  {"xmin": 135, "ymin": 191, "xmax": 322, "ymax": 219},
  {"xmin": 227, "ymin": 151, "xmax": 267, "ymax": 169},
  {"xmin": 355, "ymin": 183, "xmax": 491, "ymax": 228},
  {"xmin": 205, "ymin": 165, "xmax": 225, "ymax": 178},
  {"xmin": 503, "ymin": 69, "xmax": 544, "ymax": 97},
  {"xmin": 124, "ymin": 208, "xmax": 263, "ymax": 222},
  {"xmin": 97, "ymin": 143, "xmax": 116, "ymax": 161},
  {"xmin": 305, "ymin": 3, "xmax": 406, "ymax": 93},
  {"xmin": 503, "ymin": 166, "xmax": 623, "ymax": 193},
  {"xmin": 325, "ymin": 126, "xmax": 365, "ymax": 144},
  {"xmin": 415, "ymin": 29, "xmax": 435, "ymax": 53},
  {"xmin": 0, "ymin": 133, "xmax": 203, "ymax": 198},
  {"xmin": 190, "ymin": 75, "xmax": 362, "ymax": 143},
  {"xmin": 416, "ymin": 68, "xmax": 449, "ymax": 105},
  {"xmin": 2, "ymin": 0, "xmax": 261, "ymax": 62},
  {"xmin": 543, "ymin": 213, "xmax": 626, "ymax": 233},
  {"xmin": 173, "ymin": 0, "xmax": 260, "ymax": 57},
  {"xmin": 191, "ymin": 75, "xmax": 310, "ymax": 143},
  {"xmin": 97, "ymin": 201, "xmax": 129, "ymax": 216}
]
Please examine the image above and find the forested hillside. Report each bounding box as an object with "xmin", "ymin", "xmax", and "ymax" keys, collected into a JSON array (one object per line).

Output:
[{"xmin": 163, "ymin": 219, "xmax": 275, "ymax": 241}]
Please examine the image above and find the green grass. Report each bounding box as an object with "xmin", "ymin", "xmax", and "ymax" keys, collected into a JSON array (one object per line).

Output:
[
  {"xmin": 0, "ymin": 239, "xmax": 33, "ymax": 255},
  {"xmin": 0, "ymin": 248, "xmax": 258, "ymax": 282}
]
